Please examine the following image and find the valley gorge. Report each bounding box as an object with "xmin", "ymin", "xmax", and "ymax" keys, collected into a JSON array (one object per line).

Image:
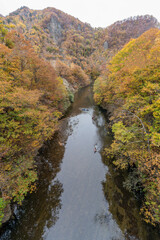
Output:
[{"xmin": 0, "ymin": 6, "xmax": 160, "ymax": 239}]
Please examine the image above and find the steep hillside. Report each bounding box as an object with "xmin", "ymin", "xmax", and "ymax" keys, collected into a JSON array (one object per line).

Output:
[
  {"xmin": 107, "ymin": 15, "xmax": 159, "ymax": 49},
  {"xmin": 94, "ymin": 28, "xmax": 160, "ymax": 225},
  {"xmin": 2, "ymin": 7, "xmax": 159, "ymax": 78}
]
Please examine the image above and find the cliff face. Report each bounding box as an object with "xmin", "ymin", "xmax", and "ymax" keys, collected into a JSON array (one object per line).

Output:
[{"xmin": 47, "ymin": 15, "xmax": 64, "ymax": 44}]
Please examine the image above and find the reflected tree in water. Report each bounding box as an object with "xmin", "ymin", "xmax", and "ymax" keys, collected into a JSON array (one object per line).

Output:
[
  {"xmin": 101, "ymin": 158, "xmax": 160, "ymax": 240},
  {"xmin": 0, "ymin": 132, "xmax": 66, "ymax": 240}
]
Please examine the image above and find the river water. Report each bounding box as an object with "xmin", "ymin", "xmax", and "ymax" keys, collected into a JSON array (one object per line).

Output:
[{"xmin": 0, "ymin": 86, "xmax": 159, "ymax": 240}]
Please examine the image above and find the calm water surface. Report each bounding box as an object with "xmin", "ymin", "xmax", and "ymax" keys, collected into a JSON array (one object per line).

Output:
[{"xmin": 0, "ymin": 86, "xmax": 159, "ymax": 240}]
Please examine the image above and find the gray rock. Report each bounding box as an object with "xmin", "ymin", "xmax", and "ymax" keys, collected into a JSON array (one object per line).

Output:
[
  {"xmin": 103, "ymin": 41, "xmax": 108, "ymax": 50},
  {"xmin": 47, "ymin": 16, "xmax": 63, "ymax": 44}
]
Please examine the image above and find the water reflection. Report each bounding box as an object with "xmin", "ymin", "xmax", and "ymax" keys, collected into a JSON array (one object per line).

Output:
[
  {"xmin": 0, "ymin": 132, "xmax": 66, "ymax": 240},
  {"xmin": 92, "ymin": 107, "xmax": 112, "ymax": 151},
  {"xmin": 102, "ymin": 158, "xmax": 160, "ymax": 240},
  {"xmin": 43, "ymin": 110, "xmax": 124, "ymax": 240},
  {"xmin": 67, "ymin": 86, "xmax": 94, "ymax": 117}
]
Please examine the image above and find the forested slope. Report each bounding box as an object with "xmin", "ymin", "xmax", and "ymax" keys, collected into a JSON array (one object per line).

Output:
[
  {"xmin": 94, "ymin": 28, "xmax": 160, "ymax": 225},
  {"xmin": 0, "ymin": 21, "xmax": 89, "ymax": 225}
]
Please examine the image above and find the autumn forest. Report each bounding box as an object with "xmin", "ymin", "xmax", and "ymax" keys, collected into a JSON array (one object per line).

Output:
[{"xmin": 0, "ymin": 6, "xmax": 160, "ymax": 233}]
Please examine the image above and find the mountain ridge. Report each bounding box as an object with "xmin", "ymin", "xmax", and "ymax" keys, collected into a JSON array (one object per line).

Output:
[{"xmin": 2, "ymin": 7, "xmax": 159, "ymax": 63}]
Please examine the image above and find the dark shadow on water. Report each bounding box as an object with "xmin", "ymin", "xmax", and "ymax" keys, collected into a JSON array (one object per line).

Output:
[{"xmin": 102, "ymin": 155, "xmax": 160, "ymax": 240}]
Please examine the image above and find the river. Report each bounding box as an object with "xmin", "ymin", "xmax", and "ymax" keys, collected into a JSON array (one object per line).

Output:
[{"xmin": 0, "ymin": 86, "xmax": 159, "ymax": 240}]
